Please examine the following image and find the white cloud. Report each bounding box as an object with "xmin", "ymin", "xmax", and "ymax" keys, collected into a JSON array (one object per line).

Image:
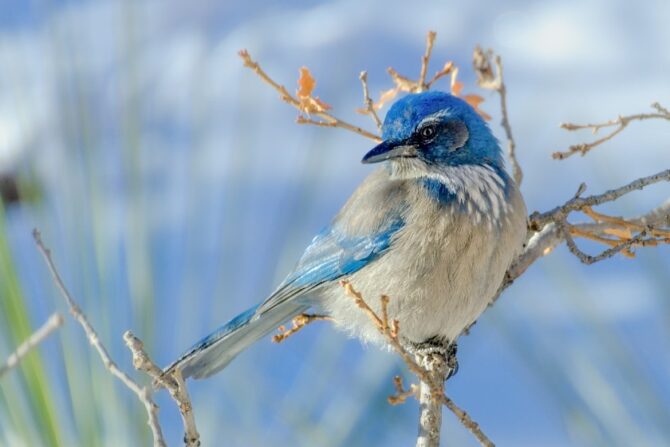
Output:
[{"xmin": 493, "ymin": 2, "xmax": 626, "ymax": 69}]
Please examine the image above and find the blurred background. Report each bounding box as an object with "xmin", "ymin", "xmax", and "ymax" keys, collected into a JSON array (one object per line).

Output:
[{"xmin": 1, "ymin": 0, "xmax": 669, "ymax": 445}]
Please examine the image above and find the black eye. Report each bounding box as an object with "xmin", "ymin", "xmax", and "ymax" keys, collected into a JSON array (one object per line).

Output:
[{"xmin": 419, "ymin": 125, "xmax": 436, "ymax": 141}]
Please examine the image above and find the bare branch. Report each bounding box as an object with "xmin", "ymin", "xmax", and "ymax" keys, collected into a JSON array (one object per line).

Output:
[
  {"xmin": 388, "ymin": 67, "xmax": 418, "ymax": 92},
  {"xmin": 554, "ymin": 103, "xmax": 670, "ymax": 159},
  {"xmin": 474, "ymin": 46, "xmax": 522, "ymax": 186},
  {"xmin": 484, "ymin": 197, "xmax": 670, "ymax": 312},
  {"xmin": 506, "ymin": 171, "xmax": 670, "ymax": 271},
  {"xmin": 480, "ymin": 189, "xmax": 670, "ymax": 318},
  {"xmin": 472, "ymin": 47, "xmax": 496, "ymax": 87},
  {"xmin": 32, "ymin": 229, "xmax": 167, "ymax": 447},
  {"xmin": 418, "ymin": 31, "xmax": 437, "ymax": 91},
  {"xmin": 438, "ymin": 394, "xmax": 495, "ymax": 447},
  {"xmin": 492, "ymin": 56, "xmax": 519, "ymax": 186},
  {"xmin": 238, "ymin": 50, "xmax": 381, "ymax": 142},
  {"xmin": 425, "ymin": 62, "xmax": 455, "ymax": 89},
  {"xmin": 388, "ymin": 376, "xmax": 418, "ymax": 405},
  {"xmin": 124, "ymin": 332, "xmax": 200, "ymax": 447},
  {"xmin": 272, "ymin": 313, "xmax": 333, "ymax": 343},
  {"xmin": 368, "ymin": 32, "xmax": 464, "ymax": 114},
  {"xmin": 357, "ymin": 71, "xmax": 383, "ymax": 130},
  {"xmin": 652, "ymin": 101, "xmax": 670, "ymax": 115},
  {"xmin": 633, "ymin": 199, "xmax": 670, "ymax": 227},
  {"xmin": 530, "ymin": 169, "xmax": 670, "ymax": 229},
  {"xmin": 0, "ymin": 313, "xmax": 64, "ymax": 378},
  {"xmin": 477, "ymin": 175, "xmax": 670, "ymax": 317},
  {"xmin": 560, "ymin": 223, "xmax": 665, "ymax": 265}
]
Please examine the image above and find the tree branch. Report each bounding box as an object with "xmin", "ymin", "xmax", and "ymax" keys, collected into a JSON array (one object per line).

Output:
[
  {"xmin": 560, "ymin": 223, "xmax": 652, "ymax": 265},
  {"xmin": 238, "ymin": 50, "xmax": 381, "ymax": 142},
  {"xmin": 357, "ymin": 71, "xmax": 383, "ymax": 130},
  {"xmin": 32, "ymin": 230, "xmax": 167, "ymax": 447},
  {"xmin": 0, "ymin": 313, "xmax": 64, "ymax": 378},
  {"xmin": 272, "ymin": 313, "xmax": 333, "ymax": 343},
  {"xmin": 418, "ymin": 31, "xmax": 437, "ymax": 91},
  {"xmin": 480, "ymin": 177, "xmax": 670, "ymax": 317},
  {"xmin": 388, "ymin": 376, "xmax": 419, "ymax": 405},
  {"xmin": 425, "ymin": 61, "xmax": 455, "ymax": 89},
  {"xmin": 438, "ymin": 394, "xmax": 494, "ymax": 447},
  {"xmin": 124, "ymin": 332, "xmax": 201, "ymax": 447},
  {"xmin": 553, "ymin": 102, "xmax": 670, "ymax": 159},
  {"xmin": 530, "ymin": 170, "xmax": 670, "ymax": 229},
  {"xmin": 473, "ymin": 46, "xmax": 522, "ymax": 186}
]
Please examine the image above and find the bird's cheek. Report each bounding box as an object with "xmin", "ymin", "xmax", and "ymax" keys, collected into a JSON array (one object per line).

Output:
[
  {"xmin": 424, "ymin": 148, "xmax": 452, "ymax": 164},
  {"xmin": 413, "ymin": 150, "xmax": 433, "ymax": 165}
]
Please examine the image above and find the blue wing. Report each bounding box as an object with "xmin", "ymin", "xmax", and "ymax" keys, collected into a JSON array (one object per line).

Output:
[
  {"xmin": 257, "ymin": 214, "xmax": 405, "ymax": 314},
  {"xmin": 165, "ymin": 212, "xmax": 405, "ymax": 379},
  {"xmin": 166, "ymin": 169, "xmax": 408, "ymax": 379}
]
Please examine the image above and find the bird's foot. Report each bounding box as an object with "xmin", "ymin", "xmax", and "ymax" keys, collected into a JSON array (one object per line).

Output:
[{"xmin": 407, "ymin": 338, "xmax": 459, "ymax": 380}]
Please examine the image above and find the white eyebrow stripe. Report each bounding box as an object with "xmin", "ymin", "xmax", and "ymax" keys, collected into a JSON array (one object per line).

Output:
[{"xmin": 417, "ymin": 109, "xmax": 452, "ymax": 127}]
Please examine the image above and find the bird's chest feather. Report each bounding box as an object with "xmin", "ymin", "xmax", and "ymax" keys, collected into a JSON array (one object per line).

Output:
[
  {"xmin": 388, "ymin": 182, "xmax": 511, "ymax": 301},
  {"xmin": 323, "ymin": 166, "xmax": 526, "ymax": 344}
]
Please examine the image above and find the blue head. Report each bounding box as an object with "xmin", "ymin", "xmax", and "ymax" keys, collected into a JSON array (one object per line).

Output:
[{"xmin": 362, "ymin": 91, "xmax": 503, "ymax": 172}]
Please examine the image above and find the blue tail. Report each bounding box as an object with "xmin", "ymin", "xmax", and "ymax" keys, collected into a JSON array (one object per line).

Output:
[{"xmin": 165, "ymin": 301, "xmax": 308, "ymax": 379}]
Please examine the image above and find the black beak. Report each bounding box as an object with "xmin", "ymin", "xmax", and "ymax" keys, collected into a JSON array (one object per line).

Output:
[{"xmin": 361, "ymin": 141, "xmax": 418, "ymax": 164}]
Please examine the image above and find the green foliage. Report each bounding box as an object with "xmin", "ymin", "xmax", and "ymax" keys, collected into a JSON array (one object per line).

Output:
[{"xmin": 0, "ymin": 204, "xmax": 62, "ymax": 446}]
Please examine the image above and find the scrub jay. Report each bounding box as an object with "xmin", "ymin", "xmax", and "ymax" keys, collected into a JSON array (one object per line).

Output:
[{"xmin": 166, "ymin": 91, "xmax": 527, "ymax": 379}]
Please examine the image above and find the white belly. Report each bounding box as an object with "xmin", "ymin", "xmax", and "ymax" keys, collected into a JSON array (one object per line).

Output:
[{"xmin": 320, "ymin": 181, "xmax": 526, "ymax": 346}]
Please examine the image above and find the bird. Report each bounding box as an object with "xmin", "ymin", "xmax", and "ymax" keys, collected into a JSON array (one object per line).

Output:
[{"xmin": 165, "ymin": 90, "xmax": 527, "ymax": 380}]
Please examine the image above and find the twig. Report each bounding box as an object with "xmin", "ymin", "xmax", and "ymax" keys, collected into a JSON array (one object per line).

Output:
[
  {"xmin": 553, "ymin": 102, "xmax": 670, "ymax": 159},
  {"xmin": 478, "ymin": 184, "xmax": 670, "ymax": 320},
  {"xmin": 523, "ymin": 171, "xmax": 670, "ymax": 264},
  {"xmin": 492, "ymin": 56, "xmax": 519, "ymax": 186},
  {"xmin": 632, "ymin": 199, "xmax": 670, "ymax": 227},
  {"xmin": 425, "ymin": 61, "xmax": 455, "ymax": 89},
  {"xmin": 439, "ymin": 394, "xmax": 495, "ymax": 447},
  {"xmin": 473, "ymin": 46, "xmax": 522, "ymax": 186},
  {"xmin": 272, "ymin": 313, "xmax": 333, "ymax": 343},
  {"xmin": 358, "ymin": 71, "xmax": 383, "ymax": 130},
  {"xmin": 418, "ymin": 31, "xmax": 437, "ymax": 91},
  {"xmin": 238, "ymin": 50, "xmax": 381, "ymax": 142},
  {"xmin": 485, "ymin": 175, "xmax": 670, "ymax": 301},
  {"xmin": 124, "ymin": 332, "xmax": 200, "ymax": 447},
  {"xmin": 388, "ymin": 376, "xmax": 418, "ymax": 405},
  {"xmin": 530, "ymin": 169, "xmax": 670, "ymax": 229},
  {"xmin": 293, "ymin": 115, "xmax": 378, "ymax": 140},
  {"xmin": 368, "ymin": 32, "xmax": 458, "ymax": 113},
  {"xmin": 0, "ymin": 313, "xmax": 64, "ymax": 378},
  {"xmin": 568, "ymin": 226, "xmax": 635, "ymax": 256},
  {"xmin": 652, "ymin": 101, "xmax": 670, "ymax": 115},
  {"xmin": 560, "ymin": 223, "xmax": 649, "ymax": 265},
  {"xmin": 32, "ymin": 229, "xmax": 167, "ymax": 447},
  {"xmin": 387, "ymin": 67, "xmax": 417, "ymax": 92}
]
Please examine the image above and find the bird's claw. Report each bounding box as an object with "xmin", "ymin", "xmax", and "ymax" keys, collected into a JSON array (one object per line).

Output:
[{"xmin": 407, "ymin": 338, "xmax": 459, "ymax": 380}]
